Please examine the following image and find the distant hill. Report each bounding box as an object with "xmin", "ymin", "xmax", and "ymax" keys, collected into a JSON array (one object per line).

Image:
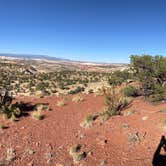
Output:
[
  {"xmin": 0, "ymin": 53, "xmax": 128, "ymax": 66},
  {"xmin": 0, "ymin": 53, "xmax": 71, "ymax": 62}
]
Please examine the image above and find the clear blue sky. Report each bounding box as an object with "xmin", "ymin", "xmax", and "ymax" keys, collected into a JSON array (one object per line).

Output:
[{"xmin": 0, "ymin": 0, "xmax": 166, "ymax": 63}]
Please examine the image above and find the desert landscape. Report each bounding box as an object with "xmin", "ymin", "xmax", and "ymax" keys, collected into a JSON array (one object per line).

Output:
[
  {"xmin": 0, "ymin": 0, "xmax": 166, "ymax": 165},
  {"xmin": 0, "ymin": 54, "xmax": 166, "ymax": 166}
]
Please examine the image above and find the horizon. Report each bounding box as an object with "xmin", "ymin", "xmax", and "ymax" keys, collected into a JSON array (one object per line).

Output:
[
  {"xmin": 0, "ymin": 0, "xmax": 166, "ymax": 63},
  {"xmin": 0, "ymin": 52, "xmax": 130, "ymax": 64}
]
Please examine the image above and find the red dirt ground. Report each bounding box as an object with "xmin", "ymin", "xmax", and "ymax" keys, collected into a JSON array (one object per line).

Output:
[{"xmin": 0, "ymin": 94, "xmax": 166, "ymax": 166}]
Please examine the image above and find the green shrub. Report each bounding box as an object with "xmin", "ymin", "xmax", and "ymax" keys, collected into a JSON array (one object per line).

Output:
[
  {"xmin": 123, "ymin": 85, "xmax": 140, "ymax": 97},
  {"xmin": 101, "ymin": 88, "xmax": 132, "ymax": 120},
  {"xmin": 80, "ymin": 114, "xmax": 97, "ymax": 128},
  {"xmin": 68, "ymin": 87, "xmax": 85, "ymax": 95},
  {"xmin": 69, "ymin": 144, "xmax": 81, "ymax": 155},
  {"xmin": 108, "ymin": 70, "xmax": 132, "ymax": 86},
  {"xmin": 32, "ymin": 110, "xmax": 44, "ymax": 120},
  {"xmin": 131, "ymin": 55, "xmax": 166, "ymax": 101}
]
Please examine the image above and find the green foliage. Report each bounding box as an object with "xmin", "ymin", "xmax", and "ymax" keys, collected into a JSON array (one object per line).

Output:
[
  {"xmin": 108, "ymin": 70, "xmax": 132, "ymax": 86},
  {"xmin": 69, "ymin": 144, "xmax": 86, "ymax": 163},
  {"xmin": 130, "ymin": 55, "xmax": 166, "ymax": 101},
  {"xmin": 69, "ymin": 144, "xmax": 81, "ymax": 155},
  {"xmin": 0, "ymin": 91, "xmax": 22, "ymax": 119},
  {"xmin": 32, "ymin": 110, "xmax": 44, "ymax": 120},
  {"xmin": 68, "ymin": 86, "xmax": 85, "ymax": 95},
  {"xmin": 80, "ymin": 114, "xmax": 97, "ymax": 128},
  {"xmin": 123, "ymin": 85, "xmax": 140, "ymax": 97}
]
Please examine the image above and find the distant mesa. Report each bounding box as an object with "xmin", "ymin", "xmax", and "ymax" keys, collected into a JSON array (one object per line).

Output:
[{"xmin": 0, "ymin": 53, "xmax": 71, "ymax": 62}]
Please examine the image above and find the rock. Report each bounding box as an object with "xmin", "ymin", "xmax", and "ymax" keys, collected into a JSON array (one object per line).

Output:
[
  {"xmin": 35, "ymin": 141, "xmax": 41, "ymax": 147},
  {"xmin": 142, "ymin": 116, "xmax": 148, "ymax": 121},
  {"xmin": 100, "ymin": 160, "xmax": 107, "ymax": 166},
  {"xmin": 27, "ymin": 161, "xmax": 34, "ymax": 166},
  {"xmin": 88, "ymin": 151, "xmax": 93, "ymax": 156}
]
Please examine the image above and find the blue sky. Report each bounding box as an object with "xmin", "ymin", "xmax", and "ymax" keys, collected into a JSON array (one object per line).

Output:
[{"xmin": 0, "ymin": 0, "xmax": 166, "ymax": 63}]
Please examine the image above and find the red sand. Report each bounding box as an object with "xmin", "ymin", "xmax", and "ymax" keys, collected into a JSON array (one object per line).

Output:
[{"xmin": 0, "ymin": 94, "xmax": 166, "ymax": 166}]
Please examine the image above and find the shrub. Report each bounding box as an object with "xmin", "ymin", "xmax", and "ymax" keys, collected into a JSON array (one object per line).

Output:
[
  {"xmin": 88, "ymin": 89, "xmax": 94, "ymax": 94},
  {"xmin": 130, "ymin": 55, "xmax": 166, "ymax": 101},
  {"xmin": 104, "ymin": 88, "xmax": 131, "ymax": 116},
  {"xmin": 56, "ymin": 100, "xmax": 65, "ymax": 107},
  {"xmin": 72, "ymin": 96, "xmax": 84, "ymax": 103},
  {"xmin": 0, "ymin": 123, "xmax": 5, "ymax": 129},
  {"xmin": 32, "ymin": 110, "xmax": 44, "ymax": 120},
  {"xmin": 0, "ymin": 92, "xmax": 22, "ymax": 119},
  {"xmin": 99, "ymin": 111, "xmax": 110, "ymax": 122},
  {"xmin": 35, "ymin": 103, "xmax": 49, "ymax": 111},
  {"xmin": 69, "ymin": 144, "xmax": 86, "ymax": 164},
  {"xmin": 80, "ymin": 114, "xmax": 97, "ymax": 128},
  {"xmin": 99, "ymin": 87, "xmax": 132, "ymax": 121},
  {"xmin": 73, "ymin": 152, "xmax": 86, "ymax": 163},
  {"xmin": 6, "ymin": 148, "xmax": 16, "ymax": 161},
  {"xmin": 69, "ymin": 144, "xmax": 81, "ymax": 155},
  {"xmin": 123, "ymin": 85, "xmax": 140, "ymax": 97},
  {"xmin": 68, "ymin": 87, "xmax": 85, "ymax": 95},
  {"xmin": 159, "ymin": 109, "xmax": 166, "ymax": 113},
  {"xmin": 108, "ymin": 70, "xmax": 132, "ymax": 86}
]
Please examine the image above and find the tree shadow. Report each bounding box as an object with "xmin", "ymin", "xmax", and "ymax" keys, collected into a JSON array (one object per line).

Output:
[
  {"xmin": 14, "ymin": 102, "xmax": 37, "ymax": 117},
  {"xmin": 152, "ymin": 136, "xmax": 166, "ymax": 166},
  {"xmin": 16, "ymin": 102, "xmax": 50, "ymax": 117}
]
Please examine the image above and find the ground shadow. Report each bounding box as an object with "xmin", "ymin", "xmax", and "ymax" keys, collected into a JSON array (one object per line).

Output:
[
  {"xmin": 16, "ymin": 102, "xmax": 50, "ymax": 116},
  {"xmin": 152, "ymin": 136, "xmax": 166, "ymax": 166},
  {"xmin": 14, "ymin": 102, "xmax": 37, "ymax": 117}
]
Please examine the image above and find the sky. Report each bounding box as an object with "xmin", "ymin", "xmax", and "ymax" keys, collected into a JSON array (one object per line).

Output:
[{"xmin": 0, "ymin": 0, "xmax": 166, "ymax": 63}]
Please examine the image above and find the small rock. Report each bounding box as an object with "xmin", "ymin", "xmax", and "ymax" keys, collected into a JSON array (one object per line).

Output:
[
  {"xmin": 27, "ymin": 161, "xmax": 34, "ymax": 166},
  {"xmin": 142, "ymin": 116, "xmax": 148, "ymax": 121},
  {"xmin": 100, "ymin": 160, "xmax": 107, "ymax": 166},
  {"xmin": 88, "ymin": 151, "xmax": 93, "ymax": 156},
  {"xmin": 35, "ymin": 142, "xmax": 41, "ymax": 147},
  {"xmin": 55, "ymin": 164, "xmax": 63, "ymax": 166},
  {"xmin": 79, "ymin": 134, "xmax": 85, "ymax": 139}
]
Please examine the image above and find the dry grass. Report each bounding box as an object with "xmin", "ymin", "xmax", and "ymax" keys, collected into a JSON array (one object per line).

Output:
[
  {"xmin": 56, "ymin": 100, "xmax": 66, "ymax": 107},
  {"xmin": 69, "ymin": 144, "xmax": 86, "ymax": 163},
  {"xmin": 32, "ymin": 110, "xmax": 44, "ymax": 120},
  {"xmin": 0, "ymin": 123, "xmax": 5, "ymax": 129},
  {"xmin": 80, "ymin": 115, "xmax": 97, "ymax": 128},
  {"xmin": 6, "ymin": 147, "xmax": 16, "ymax": 161},
  {"xmin": 69, "ymin": 144, "xmax": 81, "ymax": 155},
  {"xmin": 72, "ymin": 96, "xmax": 84, "ymax": 103}
]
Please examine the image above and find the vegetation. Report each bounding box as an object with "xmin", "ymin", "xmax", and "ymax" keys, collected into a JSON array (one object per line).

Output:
[
  {"xmin": 0, "ymin": 91, "xmax": 22, "ymax": 119},
  {"xmin": 32, "ymin": 109, "xmax": 44, "ymax": 120},
  {"xmin": 104, "ymin": 87, "xmax": 131, "ymax": 116},
  {"xmin": 123, "ymin": 85, "xmax": 140, "ymax": 97},
  {"xmin": 0, "ymin": 123, "xmax": 5, "ymax": 129},
  {"xmin": 69, "ymin": 144, "xmax": 81, "ymax": 155},
  {"xmin": 0, "ymin": 60, "xmax": 113, "ymax": 96},
  {"xmin": 130, "ymin": 55, "xmax": 166, "ymax": 102},
  {"xmin": 108, "ymin": 69, "xmax": 133, "ymax": 85},
  {"xmin": 6, "ymin": 148, "xmax": 16, "ymax": 161},
  {"xmin": 69, "ymin": 144, "xmax": 86, "ymax": 163},
  {"xmin": 80, "ymin": 114, "xmax": 97, "ymax": 128},
  {"xmin": 56, "ymin": 100, "xmax": 65, "ymax": 107},
  {"xmin": 72, "ymin": 95, "xmax": 84, "ymax": 102},
  {"xmin": 72, "ymin": 152, "xmax": 86, "ymax": 163}
]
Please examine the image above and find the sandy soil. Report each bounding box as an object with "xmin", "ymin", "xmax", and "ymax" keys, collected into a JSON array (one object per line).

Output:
[{"xmin": 0, "ymin": 94, "xmax": 166, "ymax": 166}]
